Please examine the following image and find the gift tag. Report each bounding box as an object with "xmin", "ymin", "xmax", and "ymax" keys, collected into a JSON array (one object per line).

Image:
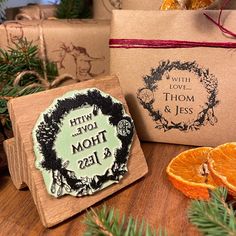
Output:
[{"xmin": 33, "ymin": 88, "xmax": 134, "ymax": 198}]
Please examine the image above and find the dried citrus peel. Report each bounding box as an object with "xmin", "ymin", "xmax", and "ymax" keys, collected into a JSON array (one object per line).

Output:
[
  {"xmin": 160, "ymin": 0, "xmax": 182, "ymax": 10},
  {"xmin": 208, "ymin": 143, "xmax": 236, "ymax": 197},
  {"xmin": 160, "ymin": 0, "xmax": 216, "ymax": 10},
  {"xmin": 166, "ymin": 147, "xmax": 216, "ymax": 200},
  {"xmin": 191, "ymin": 0, "xmax": 215, "ymax": 9}
]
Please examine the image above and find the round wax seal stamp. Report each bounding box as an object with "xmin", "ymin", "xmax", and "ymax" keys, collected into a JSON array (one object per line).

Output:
[{"xmin": 33, "ymin": 88, "xmax": 134, "ymax": 198}]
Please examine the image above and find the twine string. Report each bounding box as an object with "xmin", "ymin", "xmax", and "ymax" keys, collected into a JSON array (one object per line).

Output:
[
  {"xmin": 39, "ymin": 22, "xmax": 48, "ymax": 83},
  {"xmin": 15, "ymin": 13, "xmax": 32, "ymax": 20},
  {"xmin": 101, "ymin": 0, "xmax": 113, "ymax": 13},
  {"xmin": 15, "ymin": 4, "xmax": 46, "ymax": 20},
  {"xmin": 14, "ymin": 71, "xmax": 47, "ymax": 86},
  {"xmin": 13, "ymin": 21, "xmax": 76, "ymax": 91},
  {"xmin": 204, "ymin": 0, "xmax": 236, "ymax": 38},
  {"xmin": 101, "ymin": 0, "xmax": 121, "ymax": 13}
]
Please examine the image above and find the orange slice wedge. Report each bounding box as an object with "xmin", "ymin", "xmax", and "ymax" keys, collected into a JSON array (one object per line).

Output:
[
  {"xmin": 167, "ymin": 147, "xmax": 216, "ymax": 199},
  {"xmin": 160, "ymin": 0, "xmax": 215, "ymax": 10},
  {"xmin": 208, "ymin": 143, "xmax": 236, "ymax": 197},
  {"xmin": 160, "ymin": 0, "xmax": 182, "ymax": 10},
  {"xmin": 190, "ymin": 0, "xmax": 215, "ymax": 9}
]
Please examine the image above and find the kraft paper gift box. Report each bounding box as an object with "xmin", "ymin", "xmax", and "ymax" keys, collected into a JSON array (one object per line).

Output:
[
  {"xmin": 93, "ymin": 0, "xmax": 121, "ymax": 19},
  {"xmin": 0, "ymin": 19, "xmax": 110, "ymax": 82},
  {"xmin": 122, "ymin": 0, "xmax": 236, "ymax": 10},
  {"xmin": 122, "ymin": 0, "xmax": 163, "ymax": 10},
  {"xmin": 6, "ymin": 4, "xmax": 56, "ymax": 20},
  {"xmin": 110, "ymin": 10, "xmax": 236, "ymax": 147},
  {"xmin": 15, "ymin": 4, "xmax": 57, "ymax": 20}
]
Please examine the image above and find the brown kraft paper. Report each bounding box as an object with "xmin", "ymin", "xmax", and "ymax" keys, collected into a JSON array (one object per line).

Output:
[
  {"xmin": 122, "ymin": 0, "xmax": 236, "ymax": 10},
  {"xmin": 15, "ymin": 4, "xmax": 57, "ymax": 20},
  {"xmin": 0, "ymin": 19, "xmax": 110, "ymax": 82},
  {"xmin": 6, "ymin": 4, "xmax": 56, "ymax": 21},
  {"xmin": 122, "ymin": 0, "xmax": 163, "ymax": 10},
  {"xmin": 110, "ymin": 10, "xmax": 236, "ymax": 147},
  {"xmin": 93, "ymin": 0, "xmax": 121, "ymax": 19}
]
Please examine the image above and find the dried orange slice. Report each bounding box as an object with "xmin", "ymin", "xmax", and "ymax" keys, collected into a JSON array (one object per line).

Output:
[
  {"xmin": 167, "ymin": 147, "xmax": 216, "ymax": 199},
  {"xmin": 160, "ymin": 0, "xmax": 215, "ymax": 10},
  {"xmin": 190, "ymin": 0, "xmax": 215, "ymax": 9},
  {"xmin": 160, "ymin": 0, "xmax": 182, "ymax": 10},
  {"xmin": 208, "ymin": 143, "xmax": 236, "ymax": 197}
]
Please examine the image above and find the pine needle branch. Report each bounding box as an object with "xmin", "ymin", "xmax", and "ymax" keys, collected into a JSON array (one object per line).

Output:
[
  {"xmin": 0, "ymin": 37, "xmax": 58, "ymax": 135},
  {"xmin": 84, "ymin": 205, "xmax": 167, "ymax": 236},
  {"xmin": 56, "ymin": 0, "xmax": 92, "ymax": 19},
  {"xmin": 188, "ymin": 187, "xmax": 236, "ymax": 236}
]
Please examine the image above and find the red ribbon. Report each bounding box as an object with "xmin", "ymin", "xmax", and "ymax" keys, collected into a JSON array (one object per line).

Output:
[{"xmin": 109, "ymin": 39, "xmax": 236, "ymax": 49}]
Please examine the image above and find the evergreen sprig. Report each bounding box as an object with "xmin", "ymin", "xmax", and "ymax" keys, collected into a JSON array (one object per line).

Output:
[
  {"xmin": 0, "ymin": 85, "xmax": 42, "ymax": 130},
  {"xmin": 84, "ymin": 205, "xmax": 167, "ymax": 236},
  {"xmin": 56, "ymin": 0, "xmax": 92, "ymax": 19},
  {"xmin": 0, "ymin": 38, "xmax": 58, "ymax": 85},
  {"xmin": 188, "ymin": 188, "xmax": 236, "ymax": 236},
  {"xmin": 84, "ymin": 189, "xmax": 236, "ymax": 236},
  {"xmin": 0, "ymin": 38, "xmax": 58, "ymax": 134}
]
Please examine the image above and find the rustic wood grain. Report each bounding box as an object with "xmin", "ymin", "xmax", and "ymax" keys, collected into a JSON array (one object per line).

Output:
[
  {"xmin": 6, "ymin": 76, "xmax": 148, "ymax": 228},
  {"xmin": 0, "ymin": 142, "xmax": 200, "ymax": 235}
]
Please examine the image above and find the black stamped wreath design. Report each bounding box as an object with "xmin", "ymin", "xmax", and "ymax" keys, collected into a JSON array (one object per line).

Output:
[
  {"xmin": 34, "ymin": 89, "xmax": 134, "ymax": 197},
  {"xmin": 137, "ymin": 60, "xmax": 219, "ymax": 132}
]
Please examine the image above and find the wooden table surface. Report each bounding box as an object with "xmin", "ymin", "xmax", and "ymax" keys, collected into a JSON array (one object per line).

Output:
[{"xmin": 0, "ymin": 142, "xmax": 200, "ymax": 236}]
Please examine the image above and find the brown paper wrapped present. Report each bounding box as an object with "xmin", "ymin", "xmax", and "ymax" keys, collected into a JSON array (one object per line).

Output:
[
  {"xmin": 122, "ymin": 0, "xmax": 236, "ymax": 10},
  {"xmin": 110, "ymin": 10, "xmax": 236, "ymax": 147},
  {"xmin": 15, "ymin": 4, "xmax": 57, "ymax": 20},
  {"xmin": 6, "ymin": 4, "xmax": 57, "ymax": 21},
  {"xmin": 122, "ymin": 0, "xmax": 163, "ymax": 10},
  {"xmin": 0, "ymin": 19, "xmax": 110, "ymax": 82},
  {"xmin": 93, "ymin": 0, "xmax": 121, "ymax": 19}
]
